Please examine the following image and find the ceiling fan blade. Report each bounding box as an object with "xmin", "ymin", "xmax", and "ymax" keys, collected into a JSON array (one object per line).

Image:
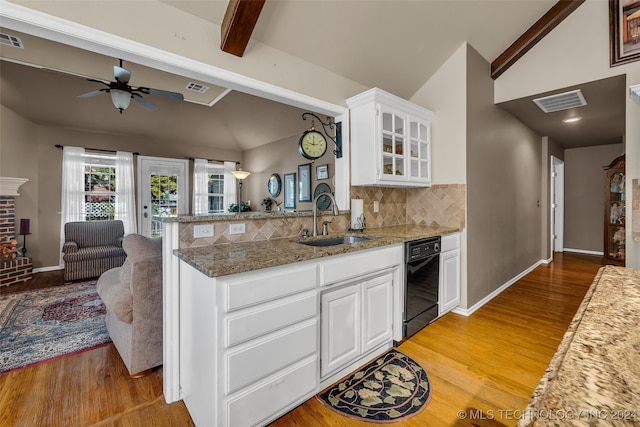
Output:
[
  {"xmin": 78, "ymin": 88, "xmax": 109, "ymax": 98},
  {"xmin": 137, "ymin": 87, "xmax": 184, "ymax": 101},
  {"xmin": 114, "ymin": 65, "xmax": 131, "ymax": 84},
  {"xmin": 132, "ymin": 93, "xmax": 156, "ymax": 110}
]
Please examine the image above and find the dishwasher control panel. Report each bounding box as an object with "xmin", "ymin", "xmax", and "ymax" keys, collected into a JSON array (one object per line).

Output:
[{"xmin": 406, "ymin": 237, "xmax": 441, "ymax": 262}]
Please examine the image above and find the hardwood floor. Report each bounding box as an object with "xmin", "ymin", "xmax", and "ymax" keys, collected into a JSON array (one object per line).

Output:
[{"xmin": 0, "ymin": 253, "xmax": 602, "ymax": 426}]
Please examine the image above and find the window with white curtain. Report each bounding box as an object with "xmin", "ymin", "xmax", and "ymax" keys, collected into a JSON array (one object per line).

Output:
[
  {"xmin": 193, "ymin": 159, "xmax": 236, "ymax": 214},
  {"xmin": 61, "ymin": 146, "xmax": 137, "ymax": 235}
]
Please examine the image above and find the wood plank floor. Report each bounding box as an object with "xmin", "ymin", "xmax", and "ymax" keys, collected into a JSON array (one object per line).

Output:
[{"xmin": 0, "ymin": 253, "xmax": 602, "ymax": 426}]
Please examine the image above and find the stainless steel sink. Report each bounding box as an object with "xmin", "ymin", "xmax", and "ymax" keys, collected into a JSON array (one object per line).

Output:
[{"xmin": 298, "ymin": 235, "xmax": 375, "ymax": 247}]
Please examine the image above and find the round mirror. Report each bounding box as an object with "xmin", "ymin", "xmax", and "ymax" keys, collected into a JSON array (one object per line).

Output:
[{"xmin": 268, "ymin": 174, "xmax": 282, "ymax": 197}]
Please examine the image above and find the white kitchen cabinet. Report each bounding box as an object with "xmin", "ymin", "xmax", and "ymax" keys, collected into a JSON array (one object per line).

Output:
[
  {"xmin": 347, "ymin": 87, "xmax": 434, "ymax": 187},
  {"xmin": 439, "ymin": 233, "xmax": 460, "ymax": 315},
  {"xmin": 362, "ymin": 273, "xmax": 394, "ymax": 352},
  {"xmin": 320, "ymin": 284, "xmax": 361, "ymax": 376},
  {"xmin": 177, "ymin": 243, "xmax": 404, "ymax": 427},
  {"xmin": 320, "ymin": 271, "xmax": 394, "ymax": 379}
]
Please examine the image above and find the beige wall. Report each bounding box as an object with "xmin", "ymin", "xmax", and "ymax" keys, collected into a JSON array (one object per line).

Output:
[
  {"xmin": 3, "ymin": 101, "xmax": 343, "ymax": 267},
  {"xmin": 1, "ymin": 105, "xmax": 244, "ymax": 268},
  {"xmin": 0, "ymin": 105, "xmax": 40, "ymax": 264},
  {"xmin": 411, "ymin": 43, "xmax": 467, "ymax": 185},
  {"xmin": 466, "ymin": 46, "xmax": 543, "ymax": 309},
  {"xmin": 495, "ymin": 0, "xmax": 640, "ymax": 267},
  {"xmin": 243, "ymin": 135, "xmax": 336, "ymax": 212},
  {"xmin": 409, "ymin": 43, "xmax": 470, "ymax": 307},
  {"xmin": 564, "ymin": 144, "xmax": 624, "ymax": 253}
]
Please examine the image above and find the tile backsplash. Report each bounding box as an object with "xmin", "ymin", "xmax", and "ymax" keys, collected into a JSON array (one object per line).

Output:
[
  {"xmin": 178, "ymin": 183, "xmax": 465, "ymax": 248},
  {"xmin": 351, "ymin": 184, "xmax": 466, "ymax": 229}
]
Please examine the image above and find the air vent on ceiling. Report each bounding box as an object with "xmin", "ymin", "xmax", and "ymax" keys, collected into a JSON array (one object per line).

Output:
[
  {"xmin": 533, "ymin": 89, "xmax": 587, "ymax": 113},
  {"xmin": 0, "ymin": 33, "xmax": 24, "ymax": 48},
  {"xmin": 186, "ymin": 82, "xmax": 209, "ymax": 94}
]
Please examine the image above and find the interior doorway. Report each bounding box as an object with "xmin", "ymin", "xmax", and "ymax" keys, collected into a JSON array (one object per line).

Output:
[
  {"xmin": 137, "ymin": 156, "xmax": 189, "ymax": 237},
  {"xmin": 551, "ymin": 156, "xmax": 565, "ymax": 253}
]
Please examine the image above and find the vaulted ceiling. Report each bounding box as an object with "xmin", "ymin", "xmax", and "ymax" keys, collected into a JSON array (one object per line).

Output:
[{"xmin": 0, "ymin": 0, "xmax": 625, "ymax": 152}]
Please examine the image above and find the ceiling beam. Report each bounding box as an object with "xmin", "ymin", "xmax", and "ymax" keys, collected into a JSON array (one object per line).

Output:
[
  {"xmin": 491, "ymin": 0, "xmax": 585, "ymax": 79},
  {"xmin": 220, "ymin": 0, "xmax": 266, "ymax": 57}
]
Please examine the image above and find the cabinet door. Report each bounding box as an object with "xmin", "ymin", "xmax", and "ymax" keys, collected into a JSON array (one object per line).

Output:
[
  {"xmin": 361, "ymin": 273, "xmax": 393, "ymax": 352},
  {"xmin": 407, "ymin": 115, "xmax": 431, "ymax": 184},
  {"xmin": 320, "ymin": 285, "xmax": 361, "ymax": 377},
  {"xmin": 379, "ymin": 105, "xmax": 407, "ymax": 182},
  {"xmin": 439, "ymin": 249, "xmax": 460, "ymax": 315}
]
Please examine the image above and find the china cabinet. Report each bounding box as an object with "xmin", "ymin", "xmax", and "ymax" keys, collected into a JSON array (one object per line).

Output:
[
  {"xmin": 603, "ymin": 154, "xmax": 625, "ymax": 266},
  {"xmin": 347, "ymin": 87, "xmax": 434, "ymax": 187}
]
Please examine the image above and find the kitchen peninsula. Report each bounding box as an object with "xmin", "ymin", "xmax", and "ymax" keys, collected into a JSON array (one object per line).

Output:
[
  {"xmin": 518, "ymin": 265, "xmax": 640, "ymax": 426},
  {"xmin": 162, "ymin": 210, "xmax": 459, "ymax": 426}
]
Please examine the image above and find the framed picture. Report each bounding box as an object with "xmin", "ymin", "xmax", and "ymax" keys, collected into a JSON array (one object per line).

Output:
[
  {"xmin": 298, "ymin": 163, "xmax": 311, "ymax": 202},
  {"xmin": 316, "ymin": 164, "xmax": 329, "ymax": 180},
  {"xmin": 610, "ymin": 0, "xmax": 640, "ymax": 66},
  {"xmin": 283, "ymin": 173, "xmax": 296, "ymax": 209}
]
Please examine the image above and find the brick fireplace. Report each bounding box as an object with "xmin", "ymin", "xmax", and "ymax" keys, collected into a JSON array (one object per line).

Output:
[{"xmin": 0, "ymin": 177, "xmax": 33, "ymax": 287}]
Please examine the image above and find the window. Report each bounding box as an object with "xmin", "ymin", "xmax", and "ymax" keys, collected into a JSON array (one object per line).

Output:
[
  {"xmin": 193, "ymin": 159, "xmax": 236, "ymax": 214},
  {"xmin": 61, "ymin": 147, "xmax": 137, "ymax": 255},
  {"xmin": 84, "ymin": 162, "xmax": 116, "ymax": 220},
  {"xmin": 207, "ymin": 171, "xmax": 225, "ymax": 213}
]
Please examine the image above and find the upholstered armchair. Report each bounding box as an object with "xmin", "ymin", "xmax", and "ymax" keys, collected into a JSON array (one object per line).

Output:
[
  {"xmin": 96, "ymin": 234, "xmax": 163, "ymax": 377},
  {"xmin": 62, "ymin": 220, "xmax": 127, "ymax": 282}
]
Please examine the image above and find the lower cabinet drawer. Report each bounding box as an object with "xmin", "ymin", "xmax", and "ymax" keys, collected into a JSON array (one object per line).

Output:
[
  {"xmin": 226, "ymin": 292, "xmax": 317, "ymax": 347},
  {"xmin": 227, "ymin": 357, "xmax": 317, "ymax": 427},
  {"xmin": 226, "ymin": 321, "xmax": 317, "ymax": 394}
]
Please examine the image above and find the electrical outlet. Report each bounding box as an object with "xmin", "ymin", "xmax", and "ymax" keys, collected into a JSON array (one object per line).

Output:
[
  {"xmin": 229, "ymin": 223, "xmax": 246, "ymax": 235},
  {"xmin": 193, "ymin": 224, "xmax": 214, "ymax": 238},
  {"xmin": 373, "ymin": 201, "xmax": 380, "ymax": 213}
]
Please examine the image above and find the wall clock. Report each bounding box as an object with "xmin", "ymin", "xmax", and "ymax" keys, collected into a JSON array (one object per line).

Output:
[{"xmin": 298, "ymin": 126, "xmax": 327, "ymax": 161}]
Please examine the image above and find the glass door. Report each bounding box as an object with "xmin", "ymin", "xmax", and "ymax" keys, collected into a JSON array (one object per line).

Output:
[
  {"xmin": 408, "ymin": 117, "xmax": 430, "ymax": 181},
  {"xmin": 380, "ymin": 106, "xmax": 405, "ymax": 180},
  {"xmin": 138, "ymin": 156, "xmax": 189, "ymax": 237},
  {"xmin": 606, "ymin": 171, "xmax": 625, "ymax": 263}
]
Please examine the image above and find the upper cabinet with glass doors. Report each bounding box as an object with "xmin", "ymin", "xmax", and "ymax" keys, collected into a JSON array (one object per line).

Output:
[{"xmin": 347, "ymin": 88, "xmax": 434, "ymax": 187}]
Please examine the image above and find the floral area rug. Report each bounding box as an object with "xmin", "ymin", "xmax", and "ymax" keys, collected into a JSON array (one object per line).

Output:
[
  {"xmin": 317, "ymin": 350, "xmax": 431, "ymax": 422},
  {"xmin": 0, "ymin": 281, "xmax": 111, "ymax": 373}
]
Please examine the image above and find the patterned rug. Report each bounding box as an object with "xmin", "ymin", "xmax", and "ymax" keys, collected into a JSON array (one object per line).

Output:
[
  {"xmin": 0, "ymin": 281, "xmax": 111, "ymax": 373},
  {"xmin": 317, "ymin": 350, "xmax": 431, "ymax": 422}
]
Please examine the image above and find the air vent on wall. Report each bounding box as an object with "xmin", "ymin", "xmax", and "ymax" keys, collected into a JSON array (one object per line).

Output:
[
  {"xmin": 186, "ymin": 82, "xmax": 209, "ymax": 93},
  {"xmin": 0, "ymin": 33, "xmax": 24, "ymax": 48},
  {"xmin": 533, "ymin": 89, "xmax": 587, "ymax": 113}
]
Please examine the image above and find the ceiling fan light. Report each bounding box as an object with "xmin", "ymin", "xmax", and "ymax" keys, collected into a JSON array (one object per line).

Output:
[{"xmin": 110, "ymin": 89, "xmax": 131, "ymax": 112}]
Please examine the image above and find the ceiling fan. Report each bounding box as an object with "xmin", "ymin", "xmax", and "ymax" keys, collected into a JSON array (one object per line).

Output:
[{"xmin": 78, "ymin": 59, "xmax": 184, "ymax": 113}]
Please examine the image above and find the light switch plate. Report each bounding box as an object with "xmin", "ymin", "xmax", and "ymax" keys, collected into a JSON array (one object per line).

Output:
[
  {"xmin": 229, "ymin": 223, "xmax": 246, "ymax": 235},
  {"xmin": 193, "ymin": 224, "xmax": 214, "ymax": 238},
  {"xmin": 373, "ymin": 201, "xmax": 380, "ymax": 213}
]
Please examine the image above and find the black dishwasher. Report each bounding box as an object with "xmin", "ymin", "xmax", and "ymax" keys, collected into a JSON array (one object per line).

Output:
[{"xmin": 403, "ymin": 236, "xmax": 440, "ymax": 338}]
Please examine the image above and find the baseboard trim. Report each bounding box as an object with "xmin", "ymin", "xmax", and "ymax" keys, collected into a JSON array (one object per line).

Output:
[
  {"xmin": 453, "ymin": 259, "xmax": 546, "ymax": 317},
  {"xmin": 562, "ymin": 248, "xmax": 603, "ymax": 256},
  {"xmin": 33, "ymin": 266, "xmax": 63, "ymax": 273}
]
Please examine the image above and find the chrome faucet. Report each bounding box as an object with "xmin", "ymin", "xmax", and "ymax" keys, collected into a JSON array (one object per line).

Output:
[{"xmin": 313, "ymin": 192, "xmax": 339, "ymax": 237}]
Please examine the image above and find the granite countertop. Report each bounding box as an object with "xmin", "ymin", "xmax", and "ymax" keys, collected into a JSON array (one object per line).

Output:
[
  {"xmin": 174, "ymin": 224, "xmax": 459, "ymax": 277},
  {"xmin": 162, "ymin": 210, "xmax": 326, "ymax": 223},
  {"xmin": 518, "ymin": 265, "xmax": 640, "ymax": 426}
]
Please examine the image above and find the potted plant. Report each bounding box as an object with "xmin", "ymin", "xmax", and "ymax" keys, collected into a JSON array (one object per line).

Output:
[
  {"xmin": 261, "ymin": 197, "xmax": 273, "ymax": 212},
  {"xmin": 228, "ymin": 202, "xmax": 251, "ymax": 213}
]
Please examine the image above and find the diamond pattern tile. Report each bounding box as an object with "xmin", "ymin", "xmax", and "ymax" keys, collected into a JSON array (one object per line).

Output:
[{"xmin": 178, "ymin": 184, "xmax": 465, "ymax": 248}]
